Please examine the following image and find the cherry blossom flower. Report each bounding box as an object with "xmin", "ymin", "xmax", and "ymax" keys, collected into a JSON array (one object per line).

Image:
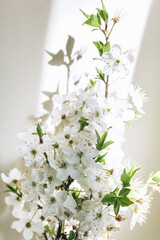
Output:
[
  {"xmin": 1, "ymin": 168, "xmax": 24, "ymax": 184},
  {"xmin": 129, "ymin": 84, "xmax": 148, "ymax": 114},
  {"xmin": 102, "ymin": 44, "xmax": 134, "ymax": 78}
]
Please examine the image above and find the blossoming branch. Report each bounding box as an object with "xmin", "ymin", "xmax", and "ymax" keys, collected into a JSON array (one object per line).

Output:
[{"xmin": 1, "ymin": 1, "xmax": 160, "ymax": 240}]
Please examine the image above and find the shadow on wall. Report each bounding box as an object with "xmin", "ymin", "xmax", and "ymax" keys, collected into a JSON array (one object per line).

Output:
[
  {"xmin": 34, "ymin": 35, "xmax": 84, "ymax": 124},
  {"xmin": 0, "ymin": 0, "xmax": 52, "ymax": 239}
]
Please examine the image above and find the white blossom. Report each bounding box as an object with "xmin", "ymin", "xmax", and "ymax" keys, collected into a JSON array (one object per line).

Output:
[
  {"xmin": 1, "ymin": 168, "xmax": 24, "ymax": 184},
  {"xmin": 102, "ymin": 44, "xmax": 133, "ymax": 78},
  {"xmin": 129, "ymin": 84, "xmax": 148, "ymax": 114}
]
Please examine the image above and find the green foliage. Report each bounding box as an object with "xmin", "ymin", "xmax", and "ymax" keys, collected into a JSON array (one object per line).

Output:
[
  {"xmin": 102, "ymin": 186, "xmax": 134, "ymax": 215},
  {"xmin": 118, "ymin": 196, "xmax": 133, "ymax": 207},
  {"xmin": 80, "ymin": 2, "xmax": 110, "ymax": 56},
  {"xmin": 79, "ymin": 117, "xmax": 89, "ymax": 131},
  {"xmin": 37, "ymin": 124, "xmax": 44, "ymax": 143},
  {"xmin": 90, "ymin": 79, "xmax": 96, "ymax": 87},
  {"xmin": 95, "ymin": 67, "xmax": 105, "ymax": 82},
  {"xmin": 80, "ymin": 9, "xmax": 101, "ymax": 28},
  {"xmin": 119, "ymin": 188, "xmax": 131, "ymax": 197},
  {"xmin": 96, "ymin": 8, "xmax": 108, "ymax": 22},
  {"xmin": 37, "ymin": 124, "xmax": 43, "ymax": 138},
  {"xmin": 44, "ymin": 225, "xmax": 55, "ymax": 235},
  {"xmin": 96, "ymin": 130, "xmax": 114, "ymax": 151},
  {"xmin": 71, "ymin": 187, "xmax": 81, "ymax": 203},
  {"xmin": 80, "ymin": 0, "xmax": 108, "ymax": 28},
  {"xmin": 121, "ymin": 173, "xmax": 131, "ymax": 188},
  {"xmin": 5, "ymin": 184, "xmax": 18, "ymax": 194},
  {"xmin": 121, "ymin": 165, "xmax": 141, "ymax": 187},
  {"xmin": 93, "ymin": 41, "xmax": 110, "ymax": 56},
  {"xmin": 112, "ymin": 187, "xmax": 119, "ymax": 195},
  {"xmin": 102, "ymin": 194, "xmax": 116, "ymax": 204},
  {"xmin": 80, "ymin": 9, "xmax": 90, "ymax": 19},
  {"xmin": 96, "ymin": 152, "xmax": 107, "ymax": 164},
  {"xmin": 68, "ymin": 231, "xmax": 75, "ymax": 240},
  {"xmin": 114, "ymin": 201, "xmax": 120, "ymax": 215},
  {"xmin": 65, "ymin": 134, "xmax": 70, "ymax": 139},
  {"xmin": 101, "ymin": 0, "xmax": 106, "ymax": 11}
]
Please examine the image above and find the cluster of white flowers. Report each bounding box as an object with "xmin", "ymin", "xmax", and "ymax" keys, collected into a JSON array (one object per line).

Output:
[
  {"xmin": 1, "ymin": 79, "xmax": 158, "ymax": 240},
  {"xmin": 1, "ymin": 1, "xmax": 160, "ymax": 240}
]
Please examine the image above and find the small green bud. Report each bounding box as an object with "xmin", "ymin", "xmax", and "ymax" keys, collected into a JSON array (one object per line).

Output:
[
  {"xmin": 61, "ymin": 114, "xmax": 66, "ymax": 120},
  {"xmin": 31, "ymin": 149, "xmax": 37, "ymax": 156},
  {"xmin": 26, "ymin": 222, "xmax": 31, "ymax": 228},
  {"xmin": 65, "ymin": 134, "xmax": 70, "ymax": 139},
  {"xmin": 48, "ymin": 176, "xmax": 53, "ymax": 182},
  {"xmin": 32, "ymin": 181, "xmax": 37, "ymax": 187},
  {"xmin": 41, "ymin": 216, "xmax": 45, "ymax": 221}
]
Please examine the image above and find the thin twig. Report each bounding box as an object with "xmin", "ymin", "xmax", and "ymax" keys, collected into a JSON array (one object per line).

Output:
[
  {"xmin": 106, "ymin": 22, "xmax": 116, "ymax": 42},
  {"xmin": 55, "ymin": 221, "xmax": 62, "ymax": 240},
  {"xmin": 105, "ymin": 75, "xmax": 109, "ymax": 98}
]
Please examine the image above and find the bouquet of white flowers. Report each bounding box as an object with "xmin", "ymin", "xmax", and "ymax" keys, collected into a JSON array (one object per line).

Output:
[{"xmin": 1, "ymin": 1, "xmax": 160, "ymax": 240}]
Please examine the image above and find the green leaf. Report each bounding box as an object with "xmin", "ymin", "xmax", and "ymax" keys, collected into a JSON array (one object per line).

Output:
[
  {"xmin": 82, "ymin": 13, "xmax": 101, "ymax": 28},
  {"xmin": 93, "ymin": 41, "xmax": 103, "ymax": 56},
  {"xmin": 37, "ymin": 124, "xmax": 44, "ymax": 143},
  {"xmin": 119, "ymin": 188, "xmax": 131, "ymax": 197},
  {"xmin": 95, "ymin": 67, "xmax": 105, "ymax": 82},
  {"xmin": 80, "ymin": 9, "xmax": 90, "ymax": 19},
  {"xmin": 101, "ymin": 0, "xmax": 106, "ymax": 10},
  {"xmin": 96, "ymin": 131, "xmax": 114, "ymax": 151},
  {"xmin": 95, "ymin": 130, "xmax": 101, "ymax": 144},
  {"xmin": 103, "ymin": 42, "xmax": 110, "ymax": 53},
  {"xmin": 118, "ymin": 196, "xmax": 134, "ymax": 207},
  {"xmin": 79, "ymin": 117, "xmax": 89, "ymax": 131},
  {"xmin": 111, "ymin": 187, "xmax": 119, "ymax": 195},
  {"xmin": 96, "ymin": 153, "xmax": 107, "ymax": 164},
  {"xmin": 90, "ymin": 14, "xmax": 101, "ymax": 27},
  {"xmin": 37, "ymin": 124, "xmax": 43, "ymax": 138},
  {"xmin": 130, "ymin": 166, "xmax": 141, "ymax": 178},
  {"xmin": 114, "ymin": 201, "xmax": 120, "ymax": 215},
  {"xmin": 121, "ymin": 166, "xmax": 141, "ymax": 187},
  {"xmin": 100, "ymin": 140, "xmax": 114, "ymax": 150},
  {"xmin": 121, "ymin": 173, "xmax": 131, "ymax": 187},
  {"xmin": 44, "ymin": 225, "xmax": 52, "ymax": 235},
  {"xmin": 90, "ymin": 79, "xmax": 96, "ymax": 87},
  {"xmin": 5, "ymin": 184, "xmax": 17, "ymax": 194},
  {"xmin": 71, "ymin": 187, "xmax": 81, "ymax": 203},
  {"xmin": 99, "ymin": 131, "xmax": 108, "ymax": 146},
  {"xmin": 68, "ymin": 231, "xmax": 75, "ymax": 240},
  {"xmin": 71, "ymin": 187, "xmax": 80, "ymax": 197},
  {"xmin": 92, "ymin": 28, "xmax": 99, "ymax": 32},
  {"xmin": 96, "ymin": 8, "xmax": 108, "ymax": 22},
  {"xmin": 93, "ymin": 41, "xmax": 110, "ymax": 56},
  {"xmin": 84, "ymin": 19, "xmax": 94, "ymax": 27},
  {"xmin": 102, "ymin": 194, "xmax": 116, "ymax": 204}
]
